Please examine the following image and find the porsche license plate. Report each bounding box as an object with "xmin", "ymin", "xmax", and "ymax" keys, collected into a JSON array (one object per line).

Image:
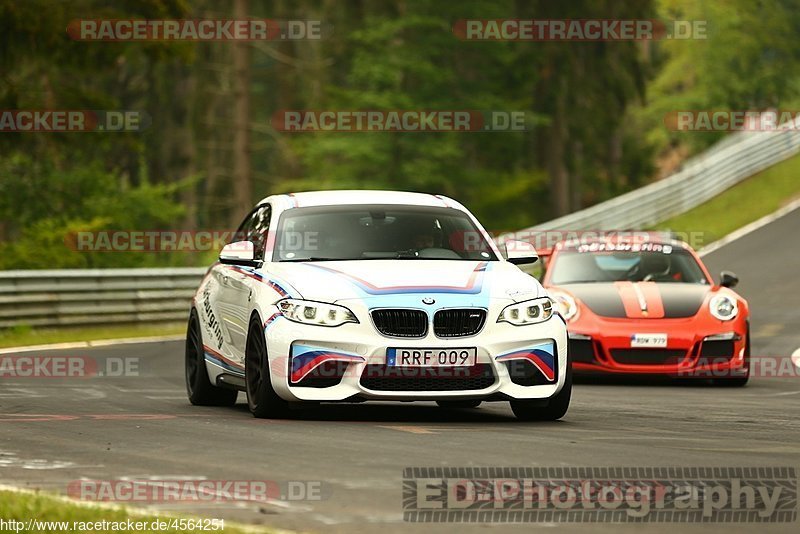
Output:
[
  {"xmin": 630, "ymin": 333, "xmax": 668, "ymax": 348},
  {"xmin": 388, "ymin": 348, "xmax": 477, "ymax": 367}
]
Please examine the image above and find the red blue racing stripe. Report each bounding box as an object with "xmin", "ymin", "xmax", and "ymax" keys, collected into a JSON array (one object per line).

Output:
[
  {"xmin": 303, "ymin": 261, "xmax": 488, "ymax": 295},
  {"xmin": 203, "ymin": 344, "xmax": 245, "ymax": 375},
  {"xmin": 496, "ymin": 341, "xmax": 556, "ymax": 382},
  {"xmin": 289, "ymin": 344, "xmax": 365, "ymax": 384}
]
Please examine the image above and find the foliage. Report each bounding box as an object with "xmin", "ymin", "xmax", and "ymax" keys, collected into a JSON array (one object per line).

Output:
[
  {"xmin": 0, "ymin": 154, "xmax": 190, "ymax": 268},
  {"xmin": 2, "ymin": 0, "xmax": 800, "ymax": 268}
]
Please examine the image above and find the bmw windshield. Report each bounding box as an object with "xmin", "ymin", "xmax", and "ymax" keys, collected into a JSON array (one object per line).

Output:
[{"xmin": 273, "ymin": 204, "xmax": 497, "ymax": 262}]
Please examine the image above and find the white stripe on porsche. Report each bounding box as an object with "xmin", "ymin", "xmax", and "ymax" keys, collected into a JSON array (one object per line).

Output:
[{"xmin": 632, "ymin": 283, "xmax": 648, "ymax": 312}]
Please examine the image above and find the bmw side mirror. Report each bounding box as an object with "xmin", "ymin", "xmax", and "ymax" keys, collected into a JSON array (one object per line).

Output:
[
  {"xmin": 505, "ymin": 240, "xmax": 539, "ymax": 265},
  {"xmin": 219, "ymin": 241, "xmax": 261, "ymax": 267},
  {"xmin": 720, "ymin": 270, "xmax": 738, "ymax": 288}
]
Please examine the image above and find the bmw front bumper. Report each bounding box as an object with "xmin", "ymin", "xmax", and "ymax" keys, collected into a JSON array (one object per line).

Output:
[{"xmin": 258, "ymin": 301, "xmax": 569, "ymax": 402}]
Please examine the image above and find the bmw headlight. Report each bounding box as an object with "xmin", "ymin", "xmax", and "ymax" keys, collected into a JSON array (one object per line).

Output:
[
  {"xmin": 709, "ymin": 295, "xmax": 738, "ymax": 321},
  {"xmin": 548, "ymin": 290, "xmax": 577, "ymax": 321},
  {"xmin": 497, "ymin": 297, "xmax": 554, "ymax": 326},
  {"xmin": 278, "ymin": 299, "xmax": 358, "ymax": 327}
]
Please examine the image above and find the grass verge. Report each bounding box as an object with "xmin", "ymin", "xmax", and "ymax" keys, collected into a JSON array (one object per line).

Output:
[
  {"xmin": 0, "ymin": 489, "xmax": 273, "ymax": 533},
  {"xmin": 655, "ymin": 151, "xmax": 800, "ymax": 245},
  {"xmin": 0, "ymin": 323, "xmax": 185, "ymax": 349}
]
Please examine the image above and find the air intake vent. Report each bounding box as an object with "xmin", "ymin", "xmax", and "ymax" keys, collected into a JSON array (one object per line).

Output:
[
  {"xmin": 360, "ymin": 364, "xmax": 495, "ymax": 391},
  {"xmin": 433, "ymin": 309, "xmax": 486, "ymax": 338},
  {"xmin": 610, "ymin": 349, "xmax": 686, "ymax": 365},
  {"xmin": 371, "ymin": 309, "xmax": 428, "ymax": 338}
]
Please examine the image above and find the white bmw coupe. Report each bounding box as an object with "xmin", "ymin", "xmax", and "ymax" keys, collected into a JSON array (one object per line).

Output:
[{"xmin": 185, "ymin": 191, "xmax": 571, "ymax": 420}]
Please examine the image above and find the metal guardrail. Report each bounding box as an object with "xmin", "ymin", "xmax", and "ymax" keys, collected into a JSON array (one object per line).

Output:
[
  {"xmin": 3, "ymin": 125, "xmax": 800, "ymax": 329},
  {"xmin": 508, "ymin": 124, "xmax": 800, "ymax": 236},
  {"xmin": 0, "ymin": 268, "xmax": 205, "ymax": 328}
]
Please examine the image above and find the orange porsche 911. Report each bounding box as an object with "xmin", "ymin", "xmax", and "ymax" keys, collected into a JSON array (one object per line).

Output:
[{"xmin": 542, "ymin": 236, "xmax": 750, "ymax": 385}]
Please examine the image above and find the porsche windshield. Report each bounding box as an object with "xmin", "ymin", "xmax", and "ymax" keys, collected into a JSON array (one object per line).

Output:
[
  {"xmin": 274, "ymin": 204, "xmax": 497, "ymax": 262},
  {"xmin": 549, "ymin": 246, "xmax": 709, "ymax": 285}
]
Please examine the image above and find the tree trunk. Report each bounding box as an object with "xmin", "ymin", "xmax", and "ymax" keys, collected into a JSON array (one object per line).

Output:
[
  {"xmin": 230, "ymin": 0, "xmax": 252, "ymax": 228},
  {"xmin": 548, "ymin": 75, "xmax": 570, "ymax": 216},
  {"xmin": 609, "ymin": 126, "xmax": 623, "ymax": 190},
  {"xmin": 169, "ymin": 59, "xmax": 197, "ymax": 230},
  {"xmin": 570, "ymin": 140, "xmax": 583, "ymax": 212}
]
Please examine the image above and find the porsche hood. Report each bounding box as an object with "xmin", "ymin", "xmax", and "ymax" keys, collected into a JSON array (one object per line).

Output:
[{"xmin": 559, "ymin": 282, "xmax": 710, "ymax": 319}]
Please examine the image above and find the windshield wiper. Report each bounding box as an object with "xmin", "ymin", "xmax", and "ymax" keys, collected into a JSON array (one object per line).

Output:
[
  {"xmin": 279, "ymin": 257, "xmax": 347, "ymax": 262},
  {"xmin": 357, "ymin": 251, "xmax": 420, "ymax": 260},
  {"xmin": 394, "ymin": 251, "xmax": 420, "ymax": 259}
]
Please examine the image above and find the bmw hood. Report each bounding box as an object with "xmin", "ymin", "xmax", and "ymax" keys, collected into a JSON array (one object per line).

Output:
[
  {"xmin": 558, "ymin": 282, "xmax": 711, "ymax": 319},
  {"xmin": 265, "ymin": 260, "xmax": 544, "ymax": 305}
]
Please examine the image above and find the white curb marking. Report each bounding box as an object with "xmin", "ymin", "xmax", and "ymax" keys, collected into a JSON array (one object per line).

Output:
[{"xmin": 0, "ymin": 335, "xmax": 184, "ymax": 355}]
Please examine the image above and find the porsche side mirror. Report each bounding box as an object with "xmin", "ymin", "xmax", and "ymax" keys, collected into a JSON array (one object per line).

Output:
[
  {"xmin": 505, "ymin": 240, "xmax": 539, "ymax": 265},
  {"xmin": 219, "ymin": 241, "xmax": 261, "ymax": 267},
  {"xmin": 720, "ymin": 270, "xmax": 739, "ymax": 288}
]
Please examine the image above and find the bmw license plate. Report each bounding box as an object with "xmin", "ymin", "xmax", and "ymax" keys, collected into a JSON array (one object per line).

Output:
[
  {"xmin": 630, "ymin": 333, "xmax": 668, "ymax": 348},
  {"xmin": 387, "ymin": 347, "xmax": 477, "ymax": 367}
]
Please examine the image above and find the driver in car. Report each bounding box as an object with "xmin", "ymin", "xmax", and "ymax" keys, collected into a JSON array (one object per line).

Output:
[
  {"xmin": 635, "ymin": 253, "xmax": 672, "ymax": 282},
  {"xmin": 413, "ymin": 231, "xmax": 435, "ymax": 250}
]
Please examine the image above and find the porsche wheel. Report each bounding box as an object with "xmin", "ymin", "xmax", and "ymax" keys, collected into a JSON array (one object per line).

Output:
[
  {"xmin": 185, "ymin": 309, "xmax": 238, "ymax": 406},
  {"xmin": 245, "ymin": 314, "xmax": 290, "ymax": 418}
]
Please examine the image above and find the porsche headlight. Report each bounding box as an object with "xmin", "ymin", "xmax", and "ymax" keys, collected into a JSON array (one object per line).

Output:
[
  {"xmin": 278, "ymin": 299, "xmax": 358, "ymax": 327},
  {"xmin": 497, "ymin": 297, "xmax": 554, "ymax": 326},
  {"xmin": 548, "ymin": 290, "xmax": 577, "ymax": 321},
  {"xmin": 709, "ymin": 295, "xmax": 738, "ymax": 321}
]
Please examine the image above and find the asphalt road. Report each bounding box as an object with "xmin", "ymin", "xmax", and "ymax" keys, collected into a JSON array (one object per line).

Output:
[{"xmin": 1, "ymin": 207, "xmax": 799, "ymax": 533}]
